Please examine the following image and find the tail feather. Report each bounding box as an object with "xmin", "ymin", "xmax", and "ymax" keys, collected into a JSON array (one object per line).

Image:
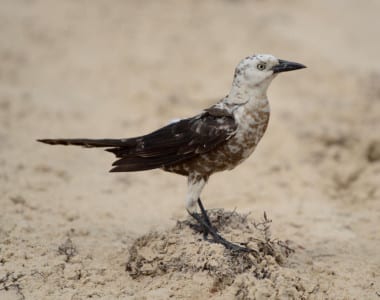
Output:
[
  {"xmin": 110, "ymin": 156, "xmax": 184, "ymax": 172},
  {"xmin": 37, "ymin": 138, "xmax": 134, "ymax": 148},
  {"xmin": 37, "ymin": 110, "xmax": 229, "ymax": 173},
  {"xmin": 38, "ymin": 137, "xmax": 185, "ymax": 172}
]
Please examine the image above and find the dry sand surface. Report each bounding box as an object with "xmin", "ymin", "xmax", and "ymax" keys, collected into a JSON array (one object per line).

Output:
[{"xmin": 1, "ymin": 0, "xmax": 380, "ymax": 299}]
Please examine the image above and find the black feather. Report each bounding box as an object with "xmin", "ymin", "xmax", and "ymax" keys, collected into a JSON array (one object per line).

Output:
[
  {"xmin": 107, "ymin": 109, "xmax": 237, "ymax": 171},
  {"xmin": 37, "ymin": 138, "xmax": 132, "ymax": 148},
  {"xmin": 38, "ymin": 106, "xmax": 237, "ymax": 172}
]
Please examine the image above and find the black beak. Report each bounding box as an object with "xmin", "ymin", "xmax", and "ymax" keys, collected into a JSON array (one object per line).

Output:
[{"xmin": 272, "ymin": 59, "xmax": 306, "ymax": 73}]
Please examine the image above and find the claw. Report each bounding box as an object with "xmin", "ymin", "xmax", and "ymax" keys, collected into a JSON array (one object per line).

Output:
[{"xmin": 187, "ymin": 198, "xmax": 256, "ymax": 253}]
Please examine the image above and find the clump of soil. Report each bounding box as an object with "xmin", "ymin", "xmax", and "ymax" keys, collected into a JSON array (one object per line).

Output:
[{"xmin": 126, "ymin": 209, "xmax": 294, "ymax": 293}]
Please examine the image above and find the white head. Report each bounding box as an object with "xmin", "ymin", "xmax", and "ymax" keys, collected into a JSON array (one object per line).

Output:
[{"xmin": 231, "ymin": 54, "xmax": 306, "ymax": 98}]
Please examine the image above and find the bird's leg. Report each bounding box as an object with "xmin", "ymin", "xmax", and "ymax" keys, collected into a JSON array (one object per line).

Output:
[
  {"xmin": 186, "ymin": 175, "xmax": 253, "ymax": 252},
  {"xmin": 186, "ymin": 176, "xmax": 209, "ymax": 237},
  {"xmin": 192, "ymin": 198, "xmax": 212, "ymax": 239},
  {"xmin": 186, "ymin": 202, "xmax": 210, "ymax": 239},
  {"xmin": 196, "ymin": 198, "xmax": 212, "ymax": 227},
  {"xmin": 187, "ymin": 198, "xmax": 253, "ymax": 253}
]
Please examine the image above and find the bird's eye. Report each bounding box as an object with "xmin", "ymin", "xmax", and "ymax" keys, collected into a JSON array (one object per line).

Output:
[{"xmin": 257, "ymin": 63, "xmax": 266, "ymax": 71}]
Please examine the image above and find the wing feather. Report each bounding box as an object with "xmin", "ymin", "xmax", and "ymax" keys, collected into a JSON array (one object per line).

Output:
[
  {"xmin": 39, "ymin": 106, "xmax": 237, "ymax": 172},
  {"xmin": 108, "ymin": 107, "xmax": 237, "ymax": 172}
]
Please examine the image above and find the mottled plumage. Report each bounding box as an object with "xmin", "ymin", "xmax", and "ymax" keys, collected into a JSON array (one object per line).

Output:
[{"xmin": 38, "ymin": 54, "xmax": 305, "ymax": 250}]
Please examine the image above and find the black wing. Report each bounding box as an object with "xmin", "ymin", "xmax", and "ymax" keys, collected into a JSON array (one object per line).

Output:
[
  {"xmin": 38, "ymin": 107, "xmax": 237, "ymax": 172},
  {"xmin": 108, "ymin": 108, "xmax": 237, "ymax": 172}
]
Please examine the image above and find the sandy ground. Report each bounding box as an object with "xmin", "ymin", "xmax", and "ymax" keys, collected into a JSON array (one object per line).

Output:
[{"xmin": 1, "ymin": 0, "xmax": 380, "ymax": 299}]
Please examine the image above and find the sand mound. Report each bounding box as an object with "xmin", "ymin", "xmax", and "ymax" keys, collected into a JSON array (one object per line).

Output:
[{"xmin": 126, "ymin": 210, "xmax": 309, "ymax": 299}]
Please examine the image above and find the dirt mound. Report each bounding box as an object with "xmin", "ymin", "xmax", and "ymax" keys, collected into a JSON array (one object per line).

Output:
[{"xmin": 126, "ymin": 210, "xmax": 309, "ymax": 299}]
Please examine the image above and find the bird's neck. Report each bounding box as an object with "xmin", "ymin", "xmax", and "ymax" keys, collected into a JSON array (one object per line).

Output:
[
  {"xmin": 227, "ymin": 76, "xmax": 273, "ymax": 105},
  {"xmin": 226, "ymin": 82, "xmax": 270, "ymax": 113},
  {"xmin": 227, "ymin": 83, "xmax": 270, "ymax": 128}
]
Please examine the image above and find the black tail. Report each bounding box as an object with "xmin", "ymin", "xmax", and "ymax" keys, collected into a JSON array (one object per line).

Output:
[
  {"xmin": 37, "ymin": 138, "xmax": 131, "ymax": 148},
  {"xmin": 37, "ymin": 114, "xmax": 213, "ymax": 173},
  {"xmin": 37, "ymin": 137, "xmax": 183, "ymax": 172}
]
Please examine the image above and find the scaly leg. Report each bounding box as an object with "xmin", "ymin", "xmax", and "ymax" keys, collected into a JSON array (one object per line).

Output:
[{"xmin": 187, "ymin": 198, "xmax": 253, "ymax": 253}]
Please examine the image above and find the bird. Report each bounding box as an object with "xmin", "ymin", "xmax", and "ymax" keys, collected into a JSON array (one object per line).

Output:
[{"xmin": 38, "ymin": 54, "xmax": 306, "ymax": 252}]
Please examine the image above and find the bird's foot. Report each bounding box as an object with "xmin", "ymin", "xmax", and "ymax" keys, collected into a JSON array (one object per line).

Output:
[{"xmin": 187, "ymin": 199, "xmax": 254, "ymax": 253}]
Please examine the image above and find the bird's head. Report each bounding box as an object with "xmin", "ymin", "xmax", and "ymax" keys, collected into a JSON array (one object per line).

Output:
[{"xmin": 232, "ymin": 54, "xmax": 306, "ymax": 97}]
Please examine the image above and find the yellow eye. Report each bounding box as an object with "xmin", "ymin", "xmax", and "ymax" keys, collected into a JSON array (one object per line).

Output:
[{"xmin": 257, "ymin": 63, "xmax": 266, "ymax": 71}]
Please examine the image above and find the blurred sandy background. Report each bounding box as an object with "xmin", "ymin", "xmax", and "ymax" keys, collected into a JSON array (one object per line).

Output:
[{"xmin": 1, "ymin": 0, "xmax": 380, "ymax": 299}]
